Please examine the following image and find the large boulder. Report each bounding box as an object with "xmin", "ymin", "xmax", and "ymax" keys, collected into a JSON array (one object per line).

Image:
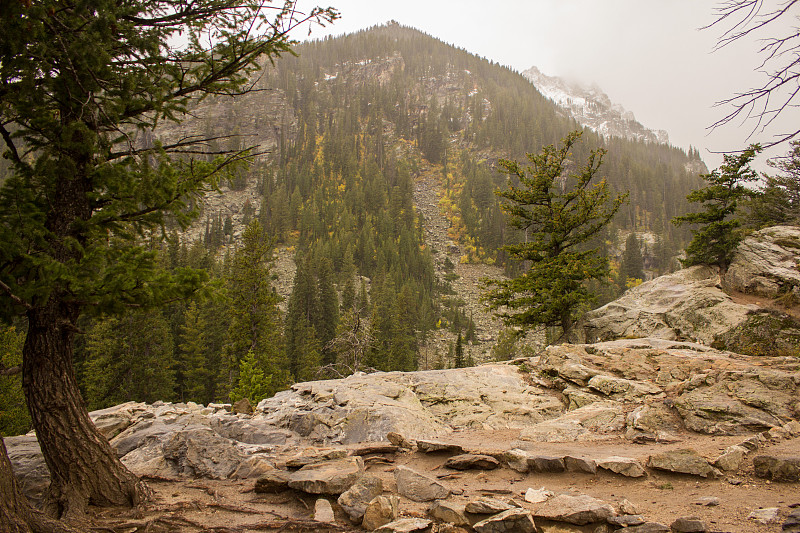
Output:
[
  {"xmin": 255, "ymin": 365, "xmax": 563, "ymax": 444},
  {"xmin": 723, "ymin": 226, "xmax": 800, "ymax": 298}
]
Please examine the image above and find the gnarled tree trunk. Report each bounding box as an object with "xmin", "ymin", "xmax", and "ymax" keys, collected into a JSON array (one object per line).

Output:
[
  {"xmin": 22, "ymin": 300, "xmax": 151, "ymax": 518},
  {"xmin": 0, "ymin": 438, "xmax": 79, "ymax": 533}
]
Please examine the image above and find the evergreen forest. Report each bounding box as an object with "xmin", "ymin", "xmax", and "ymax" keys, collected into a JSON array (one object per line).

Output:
[{"xmin": 1, "ymin": 22, "xmax": 709, "ymax": 432}]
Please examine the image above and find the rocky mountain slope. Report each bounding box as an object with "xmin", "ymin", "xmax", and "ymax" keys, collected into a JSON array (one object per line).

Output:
[{"xmin": 522, "ymin": 66, "xmax": 669, "ymax": 145}]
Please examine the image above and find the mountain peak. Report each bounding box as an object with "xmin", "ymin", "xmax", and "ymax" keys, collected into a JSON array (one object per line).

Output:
[{"xmin": 523, "ymin": 66, "xmax": 669, "ymax": 145}]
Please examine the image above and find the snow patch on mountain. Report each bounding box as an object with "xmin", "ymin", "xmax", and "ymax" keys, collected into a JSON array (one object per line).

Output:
[{"xmin": 523, "ymin": 66, "xmax": 669, "ymax": 145}]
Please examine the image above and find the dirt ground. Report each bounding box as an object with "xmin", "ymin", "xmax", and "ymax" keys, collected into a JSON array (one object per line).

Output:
[{"xmin": 77, "ymin": 428, "xmax": 800, "ymax": 533}]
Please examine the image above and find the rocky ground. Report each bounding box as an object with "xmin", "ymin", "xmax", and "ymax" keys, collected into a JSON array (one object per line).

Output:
[{"xmin": 7, "ymin": 338, "xmax": 800, "ymax": 532}]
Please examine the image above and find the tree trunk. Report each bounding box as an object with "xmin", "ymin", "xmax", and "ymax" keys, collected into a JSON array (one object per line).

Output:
[
  {"xmin": 22, "ymin": 300, "xmax": 151, "ymax": 518},
  {"xmin": 0, "ymin": 438, "xmax": 79, "ymax": 533}
]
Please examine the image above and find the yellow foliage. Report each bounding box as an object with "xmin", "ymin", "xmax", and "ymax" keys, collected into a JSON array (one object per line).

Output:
[{"xmin": 626, "ymin": 277, "xmax": 644, "ymax": 289}]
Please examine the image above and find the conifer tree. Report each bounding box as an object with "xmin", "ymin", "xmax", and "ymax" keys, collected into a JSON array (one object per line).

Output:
[
  {"xmin": 484, "ymin": 132, "xmax": 627, "ymax": 339},
  {"xmin": 673, "ymin": 145, "xmax": 761, "ymax": 271},
  {"xmin": 0, "ymin": 1, "xmax": 335, "ymax": 522},
  {"xmin": 177, "ymin": 302, "xmax": 213, "ymax": 404},
  {"xmin": 619, "ymin": 233, "xmax": 645, "ymax": 284},
  {"xmin": 223, "ymin": 221, "xmax": 288, "ymax": 400}
]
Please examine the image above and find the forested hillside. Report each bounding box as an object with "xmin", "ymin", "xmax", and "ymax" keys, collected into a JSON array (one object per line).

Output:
[{"xmin": 1, "ymin": 23, "xmax": 706, "ymax": 427}]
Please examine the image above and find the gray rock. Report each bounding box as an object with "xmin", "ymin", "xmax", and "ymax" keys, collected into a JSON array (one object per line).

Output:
[
  {"xmin": 472, "ymin": 508, "xmax": 537, "ymax": 533},
  {"xmin": 254, "ymin": 469, "xmax": 291, "ymax": 493},
  {"xmin": 314, "ymin": 498, "xmax": 335, "ymax": 523},
  {"xmin": 208, "ymin": 415, "xmax": 295, "ymax": 445},
  {"xmin": 597, "ymin": 456, "xmax": 647, "ymax": 478},
  {"xmin": 647, "ymin": 449, "xmax": 719, "ymax": 478},
  {"xmin": 748, "ymin": 507, "xmax": 780, "ymax": 525},
  {"xmin": 530, "ymin": 493, "xmax": 616, "ymax": 525},
  {"xmin": 465, "ymin": 497, "xmax": 514, "ymax": 514},
  {"xmin": 712, "ymin": 445, "xmax": 747, "ymax": 472},
  {"xmin": 502, "ymin": 448, "xmax": 529, "ymax": 473},
  {"xmin": 724, "ymin": 226, "xmax": 800, "ymax": 298},
  {"xmin": 625, "ymin": 523, "xmax": 670, "ymax": 533},
  {"xmin": 518, "ymin": 401, "xmax": 626, "ymax": 442},
  {"xmin": 564, "ymin": 455, "xmax": 597, "ymax": 474},
  {"xmin": 395, "ymin": 465, "xmax": 451, "ymax": 502},
  {"xmin": 285, "ymin": 447, "xmax": 347, "ymax": 469},
  {"xmin": 528, "ymin": 454, "xmax": 566, "ymax": 473},
  {"xmin": 231, "ymin": 397, "xmax": 253, "ymax": 415},
  {"xmin": 523, "ymin": 487, "xmax": 553, "ymax": 504},
  {"xmin": 588, "ymin": 374, "xmax": 662, "ymax": 400},
  {"xmin": 670, "ymin": 516, "xmax": 708, "ymax": 532},
  {"xmin": 231, "ymin": 455, "xmax": 275, "ymax": 479},
  {"xmin": 416, "ymin": 439, "xmax": 465, "ymax": 454},
  {"xmin": 373, "ymin": 518, "xmax": 431, "ymax": 533},
  {"xmin": 608, "ymin": 515, "xmax": 647, "ymax": 527},
  {"xmin": 753, "ymin": 455, "xmax": 800, "ymax": 481},
  {"xmin": 363, "ymin": 495, "xmax": 400, "ymax": 531},
  {"xmin": 428, "ymin": 500, "xmax": 470, "ymax": 527},
  {"xmin": 783, "ymin": 508, "xmax": 800, "ymax": 533},
  {"xmin": 337, "ymin": 473, "xmax": 383, "ymax": 522},
  {"xmin": 444, "ymin": 453, "xmax": 500, "ymax": 470},
  {"xmin": 3, "ymin": 435, "xmax": 49, "ymax": 502},
  {"xmin": 386, "ymin": 431, "xmax": 415, "ymax": 449},
  {"xmin": 693, "ymin": 497, "xmax": 720, "ymax": 507},
  {"xmin": 287, "ymin": 456, "xmax": 364, "ymax": 495}
]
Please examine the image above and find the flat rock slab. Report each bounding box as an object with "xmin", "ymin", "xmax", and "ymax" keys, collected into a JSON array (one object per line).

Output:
[
  {"xmin": 416, "ymin": 439, "xmax": 465, "ymax": 454},
  {"xmin": 287, "ymin": 456, "xmax": 363, "ymax": 494},
  {"xmin": 753, "ymin": 455, "xmax": 800, "ymax": 481},
  {"xmin": 254, "ymin": 470, "xmax": 292, "ymax": 493},
  {"xmin": 748, "ymin": 507, "xmax": 780, "ymax": 524},
  {"xmin": 350, "ymin": 443, "xmax": 400, "ymax": 456},
  {"xmin": 373, "ymin": 517, "xmax": 431, "ymax": 533},
  {"xmin": 465, "ymin": 496, "xmax": 514, "ymax": 514},
  {"xmin": 528, "ymin": 454, "xmax": 566, "ymax": 472},
  {"xmin": 530, "ymin": 493, "xmax": 615, "ymax": 525},
  {"xmin": 564, "ymin": 455, "xmax": 597, "ymax": 474},
  {"xmin": 647, "ymin": 449, "xmax": 719, "ymax": 478},
  {"xmin": 314, "ymin": 498, "xmax": 335, "ymax": 523},
  {"xmin": 363, "ymin": 495, "xmax": 399, "ymax": 531},
  {"xmin": 625, "ymin": 523, "xmax": 670, "ymax": 533},
  {"xmin": 473, "ymin": 508, "xmax": 537, "ymax": 533},
  {"xmin": 597, "ymin": 456, "xmax": 647, "ymax": 478},
  {"xmin": 284, "ymin": 447, "xmax": 347, "ymax": 469},
  {"xmin": 445, "ymin": 453, "xmax": 500, "ymax": 470},
  {"xmin": 395, "ymin": 465, "xmax": 451, "ymax": 501},
  {"xmin": 428, "ymin": 500, "xmax": 470, "ymax": 527}
]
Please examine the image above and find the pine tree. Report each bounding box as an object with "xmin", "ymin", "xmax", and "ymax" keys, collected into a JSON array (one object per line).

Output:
[
  {"xmin": 0, "ymin": 326, "xmax": 28, "ymax": 437},
  {"xmin": 230, "ymin": 351, "xmax": 273, "ymax": 405},
  {"xmin": 673, "ymin": 145, "xmax": 761, "ymax": 271},
  {"xmin": 177, "ymin": 302, "xmax": 213, "ymax": 404},
  {"xmin": 484, "ymin": 132, "xmax": 627, "ymax": 339},
  {"xmin": 454, "ymin": 332, "xmax": 465, "ymax": 368},
  {"xmin": 223, "ymin": 221, "xmax": 288, "ymax": 400},
  {"xmin": 619, "ymin": 233, "xmax": 645, "ymax": 284},
  {"xmin": 0, "ymin": 1, "xmax": 334, "ymax": 522}
]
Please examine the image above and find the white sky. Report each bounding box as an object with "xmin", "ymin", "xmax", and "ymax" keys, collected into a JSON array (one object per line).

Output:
[{"xmin": 294, "ymin": 0, "xmax": 800, "ymax": 172}]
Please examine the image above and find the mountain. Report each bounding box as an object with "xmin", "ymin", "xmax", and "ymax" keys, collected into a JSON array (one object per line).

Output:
[{"xmin": 522, "ymin": 66, "xmax": 670, "ymax": 145}]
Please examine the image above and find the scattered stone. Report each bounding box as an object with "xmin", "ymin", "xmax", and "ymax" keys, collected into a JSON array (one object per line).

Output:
[
  {"xmin": 232, "ymin": 456, "xmax": 275, "ymax": 479},
  {"xmin": 712, "ymin": 445, "xmax": 747, "ymax": 472},
  {"xmin": 428, "ymin": 500, "xmax": 470, "ymax": 527},
  {"xmin": 753, "ymin": 455, "xmax": 800, "ymax": 481},
  {"xmin": 748, "ymin": 507, "xmax": 780, "ymax": 525},
  {"xmin": 444, "ymin": 453, "xmax": 500, "ymax": 471},
  {"xmin": 618, "ymin": 499, "xmax": 640, "ymax": 515},
  {"xmin": 465, "ymin": 497, "xmax": 514, "ymax": 514},
  {"xmin": 608, "ymin": 515, "xmax": 647, "ymax": 527},
  {"xmin": 670, "ymin": 516, "xmax": 708, "ymax": 532},
  {"xmin": 287, "ymin": 456, "xmax": 364, "ymax": 495},
  {"xmin": 528, "ymin": 454, "xmax": 566, "ymax": 473},
  {"xmin": 647, "ymin": 449, "xmax": 719, "ymax": 478},
  {"xmin": 337, "ymin": 473, "xmax": 383, "ymax": 522},
  {"xmin": 373, "ymin": 518, "xmax": 431, "ymax": 533},
  {"xmin": 693, "ymin": 496, "xmax": 720, "ymax": 507},
  {"xmin": 597, "ymin": 456, "xmax": 647, "ymax": 478},
  {"xmin": 524, "ymin": 487, "xmax": 553, "ymax": 504},
  {"xmin": 254, "ymin": 469, "xmax": 291, "ymax": 493},
  {"xmin": 386, "ymin": 432, "xmax": 414, "ymax": 448},
  {"xmin": 783, "ymin": 508, "xmax": 800, "ymax": 532},
  {"xmin": 314, "ymin": 498, "xmax": 335, "ymax": 523},
  {"xmin": 395, "ymin": 465, "xmax": 451, "ymax": 502},
  {"xmin": 472, "ymin": 508, "xmax": 537, "ymax": 533},
  {"xmin": 530, "ymin": 493, "xmax": 616, "ymax": 525},
  {"xmin": 363, "ymin": 495, "xmax": 400, "ymax": 531},
  {"xmin": 564, "ymin": 455, "xmax": 597, "ymax": 474},
  {"xmin": 350, "ymin": 443, "xmax": 400, "ymax": 456},
  {"xmin": 285, "ymin": 447, "xmax": 348, "ymax": 469},
  {"xmin": 625, "ymin": 523, "xmax": 670, "ymax": 533},
  {"xmin": 416, "ymin": 439, "xmax": 465, "ymax": 454},
  {"xmin": 502, "ymin": 449, "xmax": 529, "ymax": 473},
  {"xmin": 740, "ymin": 434, "xmax": 766, "ymax": 451},
  {"xmin": 785, "ymin": 420, "xmax": 800, "ymax": 436},
  {"xmin": 231, "ymin": 397, "xmax": 253, "ymax": 415}
]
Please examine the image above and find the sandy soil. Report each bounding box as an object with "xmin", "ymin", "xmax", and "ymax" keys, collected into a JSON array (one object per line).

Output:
[{"xmin": 77, "ymin": 428, "xmax": 800, "ymax": 533}]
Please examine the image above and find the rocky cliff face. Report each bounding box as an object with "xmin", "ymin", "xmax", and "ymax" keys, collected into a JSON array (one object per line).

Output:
[{"xmin": 523, "ymin": 66, "xmax": 669, "ymax": 145}]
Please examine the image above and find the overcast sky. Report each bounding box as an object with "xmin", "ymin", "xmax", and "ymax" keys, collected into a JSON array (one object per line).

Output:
[{"xmin": 294, "ymin": 0, "xmax": 799, "ymax": 172}]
